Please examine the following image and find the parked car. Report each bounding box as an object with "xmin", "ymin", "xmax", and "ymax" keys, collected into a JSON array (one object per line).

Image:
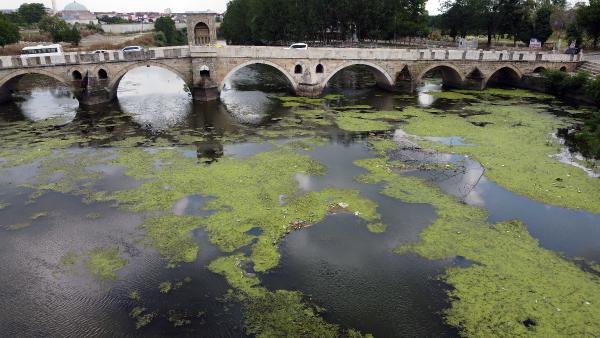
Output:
[
  {"xmin": 285, "ymin": 43, "xmax": 308, "ymax": 50},
  {"xmin": 93, "ymin": 49, "xmax": 110, "ymax": 54},
  {"xmin": 565, "ymin": 47, "xmax": 580, "ymax": 55},
  {"xmin": 122, "ymin": 46, "xmax": 144, "ymax": 53}
]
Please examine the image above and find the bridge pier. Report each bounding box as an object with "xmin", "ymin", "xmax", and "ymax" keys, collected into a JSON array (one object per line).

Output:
[
  {"xmin": 296, "ymin": 83, "xmax": 323, "ymax": 98},
  {"xmin": 192, "ymin": 79, "xmax": 219, "ymax": 101}
]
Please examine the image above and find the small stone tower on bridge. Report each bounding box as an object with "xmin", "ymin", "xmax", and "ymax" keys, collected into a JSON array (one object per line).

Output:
[{"xmin": 187, "ymin": 14, "xmax": 217, "ymax": 46}]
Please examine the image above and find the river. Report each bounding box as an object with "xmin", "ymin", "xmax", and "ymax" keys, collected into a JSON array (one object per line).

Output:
[{"xmin": 0, "ymin": 64, "xmax": 599, "ymax": 337}]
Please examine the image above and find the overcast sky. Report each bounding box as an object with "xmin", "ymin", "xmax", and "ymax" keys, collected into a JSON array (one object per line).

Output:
[{"xmin": 2, "ymin": 0, "xmax": 442, "ymax": 15}]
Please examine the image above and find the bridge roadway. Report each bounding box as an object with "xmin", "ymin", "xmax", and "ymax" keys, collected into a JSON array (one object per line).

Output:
[{"xmin": 0, "ymin": 45, "xmax": 582, "ymax": 105}]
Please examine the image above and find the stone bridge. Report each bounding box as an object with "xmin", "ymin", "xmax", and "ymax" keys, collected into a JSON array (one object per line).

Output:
[{"xmin": 0, "ymin": 44, "xmax": 581, "ymax": 106}]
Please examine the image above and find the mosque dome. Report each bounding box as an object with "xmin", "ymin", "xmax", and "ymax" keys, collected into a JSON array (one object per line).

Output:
[{"xmin": 63, "ymin": 1, "xmax": 88, "ymax": 12}]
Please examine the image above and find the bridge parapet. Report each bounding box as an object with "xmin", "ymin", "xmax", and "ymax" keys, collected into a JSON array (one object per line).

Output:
[
  {"xmin": 199, "ymin": 46, "xmax": 581, "ymax": 63},
  {"xmin": 0, "ymin": 46, "xmax": 190, "ymax": 69}
]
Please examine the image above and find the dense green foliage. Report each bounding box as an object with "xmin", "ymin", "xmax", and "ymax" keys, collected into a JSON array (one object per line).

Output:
[
  {"xmin": 587, "ymin": 75, "xmax": 600, "ymax": 105},
  {"xmin": 576, "ymin": 0, "xmax": 600, "ymax": 48},
  {"xmin": 575, "ymin": 111, "xmax": 600, "ymax": 159},
  {"xmin": 221, "ymin": 0, "xmax": 429, "ymax": 44},
  {"xmin": 154, "ymin": 17, "xmax": 186, "ymax": 46},
  {"xmin": 543, "ymin": 70, "xmax": 590, "ymax": 96},
  {"xmin": 38, "ymin": 16, "xmax": 81, "ymax": 45},
  {"xmin": 0, "ymin": 14, "xmax": 20, "ymax": 47},
  {"xmin": 441, "ymin": 0, "xmax": 558, "ymax": 45},
  {"xmin": 97, "ymin": 15, "xmax": 129, "ymax": 24},
  {"xmin": 17, "ymin": 3, "xmax": 47, "ymax": 25}
]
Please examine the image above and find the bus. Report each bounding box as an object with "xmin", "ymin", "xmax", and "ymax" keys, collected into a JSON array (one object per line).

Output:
[{"xmin": 21, "ymin": 44, "xmax": 64, "ymax": 58}]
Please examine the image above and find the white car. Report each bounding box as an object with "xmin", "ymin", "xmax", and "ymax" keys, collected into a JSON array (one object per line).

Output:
[
  {"xmin": 285, "ymin": 43, "xmax": 308, "ymax": 50},
  {"xmin": 122, "ymin": 46, "xmax": 144, "ymax": 53}
]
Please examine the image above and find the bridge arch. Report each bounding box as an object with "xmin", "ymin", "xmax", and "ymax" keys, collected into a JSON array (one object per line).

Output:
[
  {"xmin": 416, "ymin": 63, "xmax": 465, "ymax": 88},
  {"xmin": 108, "ymin": 61, "xmax": 193, "ymax": 99},
  {"xmin": 0, "ymin": 69, "xmax": 75, "ymax": 104},
  {"xmin": 220, "ymin": 60, "xmax": 298, "ymax": 92},
  {"xmin": 322, "ymin": 61, "xmax": 395, "ymax": 90},
  {"xmin": 0, "ymin": 69, "xmax": 70, "ymax": 89},
  {"xmin": 484, "ymin": 65, "xmax": 523, "ymax": 88}
]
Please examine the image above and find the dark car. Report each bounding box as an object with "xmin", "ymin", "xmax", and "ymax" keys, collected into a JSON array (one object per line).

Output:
[{"xmin": 565, "ymin": 47, "xmax": 580, "ymax": 55}]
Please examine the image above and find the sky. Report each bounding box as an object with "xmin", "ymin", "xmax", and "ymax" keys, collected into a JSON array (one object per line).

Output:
[{"xmin": 3, "ymin": 0, "xmax": 442, "ymax": 15}]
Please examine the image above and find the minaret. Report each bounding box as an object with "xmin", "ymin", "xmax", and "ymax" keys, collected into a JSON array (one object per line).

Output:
[{"xmin": 51, "ymin": 0, "xmax": 57, "ymax": 14}]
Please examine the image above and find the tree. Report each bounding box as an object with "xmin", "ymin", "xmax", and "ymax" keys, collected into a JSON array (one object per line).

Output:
[
  {"xmin": 63, "ymin": 26, "xmax": 81, "ymax": 46},
  {"xmin": 0, "ymin": 14, "xmax": 20, "ymax": 47},
  {"xmin": 97, "ymin": 15, "xmax": 128, "ymax": 24},
  {"xmin": 154, "ymin": 16, "xmax": 177, "ymax": 45},
  {"xmin": 566, "ymin": 22, "xmax": 583, "ymax": 47},
  {"xmin": 498, "ymin": 0, "xmax": 531, "ymax": 46},
  {"xmin": 550, "ymin": 8, "xmax": 575, "ymax": 45},
  {"xmin": 17, "ymin": 3, "xmax": 47, "ymax": 25},
  {"xmin": 153, "ymin": 31, "xmax": 167, "ymax": 46},
  {"xmin": 532, "ymin": 2, "xmax": 554, "ymax": 43},
  {"xmin": 577, "ymin": 0, "xmax": 600, "ymax": 48},
  {"xmin": 221, "ymin": 0, "xmax": 429, "ymax": 45},
  {"xmin": 39, "ymin": 16, "xmax": 80, "ymax": 45},
  {"xmin": 39, "ymin": 16, "xmax": 69, "ymax": 42},
  {"xmin": 220, "ymin": 0, "xmax": 253, "ymax": 44}
]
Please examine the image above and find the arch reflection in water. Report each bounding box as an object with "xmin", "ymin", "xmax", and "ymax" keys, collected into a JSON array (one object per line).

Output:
[
  {"xmin": 220, "ymin": 64, "xmax": 291, "ymax": 124},
  {"xmin": 117, "ymin": 66, "xmax": 192, "ymax": 130},
  {"xmin": 9, "ymin": 75, "xmax": 79, "ymax": 123}
]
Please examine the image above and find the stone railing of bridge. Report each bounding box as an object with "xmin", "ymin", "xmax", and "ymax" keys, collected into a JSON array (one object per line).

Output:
[
  {"xmin": 204, "ymin": 46, "xmax": 582, "ymax": 63},
  {"xmin": 0, "ymin": 46, "xmax": 191, "ymax": 69}
]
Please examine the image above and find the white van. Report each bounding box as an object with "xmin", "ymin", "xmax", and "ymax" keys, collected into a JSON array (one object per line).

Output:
[{"xmin": 21, "ymin": 44, "xmax": 64, "ymax": 58}]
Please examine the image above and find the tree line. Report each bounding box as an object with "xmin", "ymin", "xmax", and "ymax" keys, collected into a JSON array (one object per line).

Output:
[
  {"xmin": 220, "ymin": 0, "xmax": 429, "ymax": 45},
  {"xmin": 220, "ymin": 0, "xmax": 600, "ymax": 49},
  {"xmin": 437, "ymin": 0, "xmax": 600, "ymax": 48}
]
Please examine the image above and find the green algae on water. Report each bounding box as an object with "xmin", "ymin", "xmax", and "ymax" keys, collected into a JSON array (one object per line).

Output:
[
  {"xmin": 355, "ymin": 148, "xmax": 600, "ymax": 337},
  {"xmin": 243, "ymin": 290, "xmax": 340, "ymax": 338},
  {"xmin": 30, "ymin": 212, "xmax": 48, "ymax": 220},
  {"xmin": 3, "ymin": 223, "xmax": 32, "ymax": 230},
  {"xmin": 456, "ymin": 88, "xmax": 554, "ymax": 99},
  {"xmin": 159, "ymin": 281, "xmax": 172, "ymax": 294},
  {"xmin": 335, "ymin": 115, "xmax": 392, "ymax": 132},
  {"xmin": 97, "ymin": 147, "xmax": 379, "ymax": 271},
  {"xmin": 129, "ymin": 290, "xmax": 141, "ymax": 301},
  {"xmin": 367, "ymin": 222, "xmax": 388, "ymax": 233},
  {"xmin": 59, "ymin": 251, "xmax": 79, "ymax": 267},
  {"xmin": 397, "ymin": 103, "xmax": 600, "ymax": 213},
  {"xmin": 208, "ymin": 254, "xmax": 373, "ymax": 337},
  {"xmin": 425, "ymin": 91, "xmax": 477, "ymax": 100},
  {"xmin": 85, "ymin": 246, "xmax": 128, "ymax": 280},
  {"xmin": 135, "ymin": 312, "xmax": 157, "ymax": 329},
  {"xmin": 142, "ymin": 216, "xmax": 203, "ymax": 268},
  {"xmin": 276, "ymin": 96, "xmax": 324, "ymax": 107}
]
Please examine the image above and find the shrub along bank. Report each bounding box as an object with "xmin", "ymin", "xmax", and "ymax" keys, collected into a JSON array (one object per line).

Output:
[{"xmin": 543, "ymin": 70, "xmax": 600, "ymax": 159}]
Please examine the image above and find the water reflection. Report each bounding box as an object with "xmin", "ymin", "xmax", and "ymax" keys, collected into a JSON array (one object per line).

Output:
[
  {"xmin": 117, "ymin": 66, "xmax": 192, "ymax": 130},
  {"xmin": 220, "ymin": 64, "xmax": 290, "ymax": 124},
  {"xmin": 3, "ymin": 75, "xmax": 79, "ymax": 123},
  {"xmin": 417, "ymin": 80, "xmax": 442, "ymax": 107}
]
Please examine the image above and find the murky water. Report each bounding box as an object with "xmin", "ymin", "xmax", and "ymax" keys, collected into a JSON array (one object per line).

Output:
[{"xmin": 1, "ymin": 64, "xmax": 599, "ymax": 337}]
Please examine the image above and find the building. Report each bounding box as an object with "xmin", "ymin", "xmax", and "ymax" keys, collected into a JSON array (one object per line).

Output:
[{"xmin": 60, "ymin": 1, "xmax": 98, "ymax": 25}]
